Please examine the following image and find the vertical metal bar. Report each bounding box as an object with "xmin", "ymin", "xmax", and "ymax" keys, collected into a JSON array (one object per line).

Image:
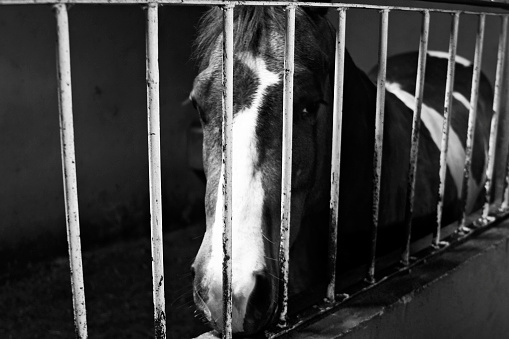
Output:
[
  {"xmin": 327, "ymin": 8, "xmax": 347, "ymax": 303},
  {"xmin": 488, "ymin": 16, "xmax": 509, "ymax": 212},
  {"xmin": 402, "ymin": 10, "xmax": 430, "ymax": 266},
  {"xmin": 459, "ymin": 14, "xmax": 485, "ymax": 229},
  {"xmin": 368, "ymin": 9, "xmax": 389, "ymax": 284},
  {"xmin": 54, "ymin": 4, "xmax": 88, "ymax": 339},
  {"xmin": 493, "ymin": 15, "xmax": 509, "ymax": 211},
  {"xmin": 433, "ymin": 12, "xmax": 460, "ymax": 247},
  {"xmin": 221, "ymin": 4, "xmax": 234, "ymax": 339},
  {"xmin": 278, "ymin": 3, "xmax": 296, "ymax": 327},
  {"xmin": 146, "ymin": 4, "xmax": 166, "ymax": 338}
]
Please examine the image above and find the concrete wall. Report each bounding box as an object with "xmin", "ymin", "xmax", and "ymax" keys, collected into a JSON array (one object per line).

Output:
[
  {"xmin": 291, "ymin": 220, "xmax": 509, "ymax": 339},
  {"xmin": 0, "ymin": 3, "xmax": 507, "ymax": 261}
]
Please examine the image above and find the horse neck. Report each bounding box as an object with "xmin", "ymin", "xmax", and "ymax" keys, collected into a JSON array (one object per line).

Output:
[{"xmin": 334, "ymin": 51, "xmax": 378, "ymax": 226}]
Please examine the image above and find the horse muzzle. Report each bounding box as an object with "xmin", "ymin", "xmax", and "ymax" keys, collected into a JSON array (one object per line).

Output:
[{"xmin": 192, "ymin": 268, "xmax": 278, "ymax": 336}]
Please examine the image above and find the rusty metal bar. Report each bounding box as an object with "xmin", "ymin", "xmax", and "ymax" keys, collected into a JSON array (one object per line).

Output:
[
  {"xmin": 327, "ymin": 8, "xmax": 347, "ymax": 302},
  {"xmin": 488, "ymin": 16, "xmax": 509, "ymax": 212},
  {"xmin": 459, "ymin": 14, "xmax": 485, "ymax": 230},
  {"xmin": 2, "ymin": 0, "xmax": 509, "ymax": 16},
  {"xmin": 221, "ymin": 4, "xmax": 234, "ymax": 338},
  {"xmin": 434, "ymin": 12, "xmax": 460, "ymax": 247},
  {"xmin": 54, "ymin": 4, "xmax": 88, "ymax": 339},
  {"xmin": 401, "ymin": 10, "xmax": 430, "ymax": 266},
  {"xmin": 368, "ymin": 9, "xmax": 389, "ymax": 283},
  {"xmin": 492, "ymin": 16, "xmax": 509, "ymax": 211},
  {"xmin": 278, "ymin": 3, "xmax": 296, "ymax": 328},
  {"xmin": 146, "ymin": 4, "xmax": 166, "ymax": 338}
]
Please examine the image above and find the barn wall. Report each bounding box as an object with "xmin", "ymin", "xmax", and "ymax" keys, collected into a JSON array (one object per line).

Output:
[
  {"xmin": 0, "ymin": 5, "xmax": 207, "ymax": 260},
  {"xmin": 0, "ymin": 3, "xmax": 507, "ymax": 262}
]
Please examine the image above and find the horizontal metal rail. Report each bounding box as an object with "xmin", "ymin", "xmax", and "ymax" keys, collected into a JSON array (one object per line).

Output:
[{"xmin": 1, "ymin": 0, "xmax": 509, "ymax": 15}]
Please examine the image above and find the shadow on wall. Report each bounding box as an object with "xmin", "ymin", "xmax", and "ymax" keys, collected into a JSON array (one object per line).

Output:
[{"xmin": 0, "ymin": 4, "xmax": 208, "ymax": 265}]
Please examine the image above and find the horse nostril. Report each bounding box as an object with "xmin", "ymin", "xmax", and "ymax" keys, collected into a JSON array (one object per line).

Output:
[
  {"xmin": 190, "ymin": 266, "xmax": 196, "ymax": 281},
  {"xmin": 239, "ymin": 271, "xmax": 277, "ymax": 334}
]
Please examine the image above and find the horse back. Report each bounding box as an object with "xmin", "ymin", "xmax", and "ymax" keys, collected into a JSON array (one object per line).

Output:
[{"xmin": 372, "ymin": 51, "xmax": 493, "ymax": 238}]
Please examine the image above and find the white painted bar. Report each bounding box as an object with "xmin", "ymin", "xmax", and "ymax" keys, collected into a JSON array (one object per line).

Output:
[
  {"xmin": 459, "ymin": 14, "xmax": 485, "ymax": 229},
  {"xmin": 221, "ymin": 4, "xmax": 234, "ymax": 339},
  {"xmin": 327, "ymin": 8, "xmax": 347, "ymax": 303},
  {"xmin": 54, "ymin": 4, "xmax": 88, "ymax": 339},
  {"xmin": 1, "ymin": 0, "xmax": 508, "ymax": 16},
  {"xmin": 488, "ymin": 16, "xmax": 509, "ymax": 211},
  {"xmin": 368, "ymin": 9, "xmax": 389, "ymax": 283},
  {"xmin": 402, "ymin": 10, "xmax": 430, "ymax": 266},
  {"xmin": 434, "ymin": 12, "xmax": 459, "ymax": 247},
  {"xmin": 278, "ymin": 3, "xmax": 296, "ymax": 328},
  {"xmin": 146, "ymin": 4, "xmax": 166, "ymax": 338}
]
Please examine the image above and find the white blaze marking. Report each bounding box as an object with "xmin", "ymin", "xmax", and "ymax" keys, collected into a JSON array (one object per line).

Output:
[
  {"xmin": 427, "ymin": 50, "xmax": 472, "ymax": 67},
  {"xmin": 452, "ymin": 91, "xmax": 470, "ymax": 109},
  {"xmin": 386, "ymin": 82, "xmax": 465, "ymax": 197},
  {"xmin": 206, "ymin": 54, "xmax": 279, "ymax": 332}
]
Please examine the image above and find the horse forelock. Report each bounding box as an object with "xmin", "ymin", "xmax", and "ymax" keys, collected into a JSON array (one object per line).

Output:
[{"xmin": 194, "ymin": 6, "xmax": 332, "ymax": 73}]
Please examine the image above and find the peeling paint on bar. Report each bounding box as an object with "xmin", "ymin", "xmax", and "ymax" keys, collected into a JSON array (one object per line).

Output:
[
  {"xmin": 278, "ymin": 3, "xmax": 296, "ymax": 328},
  {"xmin": 221, "ymin": 4, "xmax": 234, "ymax": 339},
  {"xmin": 368, "ymin": 9, "xmax": 389, "ymax": 284},
  {"xmin": 55, "ymin": 4, "xmax": 88, "ymax": 339},
  {"xmin": 402, "ymin": 10, "xmax": 430, "ymax": 267},
  {"xmin": 488, "ymin": 16, "xmax": 509, "ymax": 213},
  {"xmin": 434, "ymin": 12, "xmax": 460, "ymax": 247},
  {"xmin": 146, "ymin": 4, "xmax": 166, "ymax": 338},
  {"xmin": 459, "ymin": 14, "xmax": 485, "ymax": 230},
  {"xmin": 327, "ymin": 8, "xmax": 347, "ymax": 303}
]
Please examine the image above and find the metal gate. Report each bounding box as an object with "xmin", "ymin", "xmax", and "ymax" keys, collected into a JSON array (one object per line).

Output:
[{"xmin": 2, "ymin": 1, "xmax": 509, "ymax": 338}]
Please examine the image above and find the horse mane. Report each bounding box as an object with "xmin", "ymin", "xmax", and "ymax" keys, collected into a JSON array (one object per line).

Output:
[{"xmin": 194, "ymin": 6, "xmax": 285, "ymax": 69}]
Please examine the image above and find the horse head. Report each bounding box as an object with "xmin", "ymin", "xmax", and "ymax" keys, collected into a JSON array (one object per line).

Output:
[{"xmin": 190, "ymin": 4, "xmax": 335, "ymax": 335}]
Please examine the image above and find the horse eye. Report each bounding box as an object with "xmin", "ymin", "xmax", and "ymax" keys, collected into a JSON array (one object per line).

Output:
[
  {"xmin": 191, "ymin": 97, "xmax": 197, "ymax": 109},
  {"xmin": 302, "ymin": 101, "xmax": 322, "ymax": 118},
  {"xmin": 191, "ymin": 97, "xmax": 208, "ymax": 123}
]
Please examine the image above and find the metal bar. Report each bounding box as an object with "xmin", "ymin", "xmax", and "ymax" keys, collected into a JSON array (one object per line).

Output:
[
  {"xmin": 401, "ymin": 10, "xmax": 430, "ymax": 266},
  {"xmin": 327, "ymin": 8, "xmax": 347, "ymax": 303},
  {"xmin": 368, "ymin": 9, "xmax": 389, "ymax": 284},
  {"xmin": 2, "ymin": 0, "xmax": 509, "ymax": 16},
  {"xmin": 146, "ymin": 4, "xmax": 166, "ymax": 338},
  {"xmin": 434, "ymin": 12, "xmax": 460, "ymax": 247},
  {"xmin": 54, "ymin": 4, "xmax": 88, "ymax": 339},
  {"xmin": 221, "ymin": 4, "xmax": 234, "ymax": 339},
  {"xmin": 503, "ymin": 148, "xmax": 509, "ymax": 209},
  {"xmin": 278, "ymin": 3, "xmax": 295, "ymax": 328},
  {"xmin": 459, "ymin": 14, "xmax": 485, "ymax": 229},
  {"xmin": 488, "ymin": 16, "xmax": 509, "ymax": 211}
]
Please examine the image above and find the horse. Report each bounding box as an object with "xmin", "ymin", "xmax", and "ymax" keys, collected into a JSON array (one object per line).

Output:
[{"xmin": 189, "ymin": 3, "xmax": 492, "ymax": 336}]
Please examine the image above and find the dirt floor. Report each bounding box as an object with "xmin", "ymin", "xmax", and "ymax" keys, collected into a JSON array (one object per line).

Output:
[{"xmin": 0, "ymin": 224, "xmax": 211, "ymax": 339}]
